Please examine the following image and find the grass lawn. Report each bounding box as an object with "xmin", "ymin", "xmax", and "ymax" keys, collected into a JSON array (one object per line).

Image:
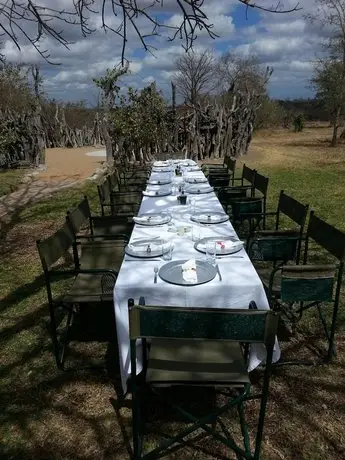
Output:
[
  {"xmin": 1, "ymin": 126, "xmax": 345, "ymax": 459},
  {"xmin": 0, "ymin": 169, "xmax": 26, "ymax": 197}
]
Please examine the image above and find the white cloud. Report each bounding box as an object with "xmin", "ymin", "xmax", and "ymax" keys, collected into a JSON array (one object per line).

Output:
[
  {"xmin": 143, "ymin": 75, "xmax": 155, "ymax": 84},
  {"xmin": 0, "ymin": 0, "xmax": 324, "ymax": 101}
]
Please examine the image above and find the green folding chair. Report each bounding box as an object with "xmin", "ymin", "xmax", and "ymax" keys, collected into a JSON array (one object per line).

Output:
[
  {"xmin": 251, "ymin": 191, "xmax": 309, "ymax": 262},
  {"xmin": 268, "ymin": 211, "xmax": 345, "ymax": 363},
  {"xmin": 97, "ymin": 179, "xmax": 115, "ymax": 216},
  {"xmin": 232, "ymin": 164, "xmax": 256, "ymax": 196},
  {"xmin": 66, "ymin": 195, "xmax": 133, "ymax": 242},
  {"xmin": 36, "ymin": 224, "xmax": 120, "ymax": 369},
  {"xmin": 230, "ymin": 197, "xmax": 264, "ymax": 241},
  {"xmin": 217, "ymin": 186, "xmax": 248, "ymax": 215},
  {"xmin": 112, "ymin": 191, "xmax": 142, "ymax": 218},
  {"xmin": 129, "ymin": 300, "xmax": 278, "ymax": 460}
]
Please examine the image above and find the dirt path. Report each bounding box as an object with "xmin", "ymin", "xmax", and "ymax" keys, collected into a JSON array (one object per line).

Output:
[
  {"xmin": 39, "ymin": 146, "xmax": 105, "ymax": 183},
  {"xmin": 0, "ymin": 147, "xmax": 105, "ymax": 225}
]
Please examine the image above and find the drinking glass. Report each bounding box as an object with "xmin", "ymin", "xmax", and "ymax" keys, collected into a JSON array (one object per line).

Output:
[
  {"xmin": 162, "ymin": 238, "xmax": 173, "ymax": 260},
  {"xmin": 177, "ymin": 226, "xmax": 185, "ymax": 236},
  {"xmin": 189, "ymin": 197, "xmax": 196, "ymax": 215},
  {"xmin": 192, "ymin": 223, "xmax": 200, "ymax": 242},
  {"xmin": 206, "ymin": 240, "xmax": 216, "ymax": 264}
]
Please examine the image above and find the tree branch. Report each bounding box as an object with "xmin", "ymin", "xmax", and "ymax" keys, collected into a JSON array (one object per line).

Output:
[{"xmin": 0, "ymin": 0, "xmax": 302, "ymax": 65}]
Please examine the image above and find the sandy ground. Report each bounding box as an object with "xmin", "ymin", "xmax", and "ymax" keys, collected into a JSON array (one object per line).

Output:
[
  {"xmin": 39, "ymin": 146, "xmax": 106, "ymax": 184},
  {"xmin": 0, "ymin": 147, "xmax": 106, "ymax": 223}
]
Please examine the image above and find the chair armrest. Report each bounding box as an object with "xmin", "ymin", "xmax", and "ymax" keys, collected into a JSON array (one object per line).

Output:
[
  {"xmin": 231, "ymin": 183, "xmax": 253, "ymax": 189},
  {"xmin": 75, "ymin": 233, "xmax": 129, "ymax": 242},
  {"xmin": 253, "ymin": 229, "xmax": 298, "ymax": 237},
  {"xmin": 280, "ymin": 264, "xmax": 337, "ymax": 273},
  {"xmin": 50, "ymin": 268, "xmax": 119, "ymax": 277},
  {"xmin": 91, "ymin": 215, "xmax": 130, "ymax": 224}
]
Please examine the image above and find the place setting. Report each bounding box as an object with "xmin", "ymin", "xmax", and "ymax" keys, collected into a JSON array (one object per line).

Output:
[
  {"xmin": 184, "ymin": 176, "xmax": 208, "ymax": 184},
  {"xmin": 187, "ymin": 183, "xmax": 214, "ymax": 194},
  {"xmin": 157, "ymin": 258, "xmax": 218, "ymax": 286},
  {"xmin": 125, "ymin": 237, "xmax": 173, "ymax": 260},
  {"xmin": 191, "ymin": 210, "xmax": 229, "ymax": 224},
  {"xmin": 147, "ymin": 178, "xmax": 172, "ymax": 185},
  {"xmin": 133, "ymin": 212, "xmax": 171, "ymax": 226},
  {"xmin": 151, "ymin": 166, "xmax": 172, "ymax": 173},
  {"xmin": 186, "ymin": 165, "xmax": 201, "ymax": 172},
  {"xmin": 142, "ymin": 185, "xmax": 172, "ymax": 197},
  {"xmin": 153, "ymin": 161, "xmax": 170, "ymax": 167},
  {"xmin": 194, "ymin": 236, "xmax": 244, "ymax": 258}
]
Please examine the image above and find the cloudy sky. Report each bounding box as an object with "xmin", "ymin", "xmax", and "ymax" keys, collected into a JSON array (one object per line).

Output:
[{"xmin": 1, "ymin": 0, "xmax": 327, "ymax": 104}]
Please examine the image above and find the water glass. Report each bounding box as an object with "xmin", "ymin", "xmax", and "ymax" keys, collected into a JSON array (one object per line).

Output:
[
  {"xmin": 190, "ymin": 197, "xmax": 196, "ymax": 215},
  {"xmin": 162, "ymin": 239, "xmax": 173, "ymax": 260},
  {"xmin": 192, "ymin": 223, "xmax": 200, "ymax": 242},
  {"xmin": 177, "ymin": 226, "xmax": 185, "ymax": 236},
  {"xmin": 206, "ymin": 240, "xmax": 216, "ymax": 264}
]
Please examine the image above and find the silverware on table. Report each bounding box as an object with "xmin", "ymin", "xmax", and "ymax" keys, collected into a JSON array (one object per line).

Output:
[
  {"xmin": 215, "ymin": 264, "xmax": 222, "ymax": 281},
  {"xmin": 154, "ymin": 265, "xmax": 159, "ymax": 283}
]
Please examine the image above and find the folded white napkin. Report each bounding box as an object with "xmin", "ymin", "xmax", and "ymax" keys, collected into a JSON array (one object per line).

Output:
[
  {"xmin": 196, "ymin": 239, "xmax": 243, "ymax": 253},
  {"xmin": 182, "ymin": 259, "xmax": 198, "ymax": 283},
  {"xmin": 215, "ymin": 240, "xmax": 244, "ymax": 253}
]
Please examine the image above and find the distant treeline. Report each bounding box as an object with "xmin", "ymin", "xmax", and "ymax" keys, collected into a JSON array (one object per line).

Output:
[{"xmin": 276, "ymin": 98, "xmax": 329, "ymax": 121}]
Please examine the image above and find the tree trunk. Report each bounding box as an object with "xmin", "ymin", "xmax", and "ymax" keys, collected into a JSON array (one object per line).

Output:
[{"xmin": 331, "ymin": 107, "xmax": 341, "ymax": 147}]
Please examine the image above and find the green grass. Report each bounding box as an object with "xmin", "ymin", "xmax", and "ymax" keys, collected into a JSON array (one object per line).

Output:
[
  {"xmin": 1, "ymin": 139, "xmax": 345, "ymax": 459},
  {"xmin": 0, "ymin": 169, "xmax": 26, "ymax": 197}
]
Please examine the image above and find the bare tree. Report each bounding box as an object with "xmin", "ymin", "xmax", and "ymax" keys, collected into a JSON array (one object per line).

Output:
[
  {"xmin": 308, "ymin": 0, "xmax": 345, "ymax": 146},
  {"xmin": 0, "ymin": 1, "xmax": 301, "ymax": 64},
  {"xmin": 217, "ymin": 52, "xmax": 268, "ymax": 96},
  {"xmin": 173, "ymin": 50, "xmax": 217, "ymax": 105}
]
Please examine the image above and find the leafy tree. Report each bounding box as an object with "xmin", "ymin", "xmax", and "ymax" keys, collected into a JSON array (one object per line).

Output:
[
  {"xmin": 255, "ymin": 97, "xmax": 287, "ymax": 129},
  {"xmin": 293, "ymin": 114, "xmax": 305, "ymax": 132},
  {"xmin": 112, "ymin": 83, "xmax": 168, "ymax": 162},
  {"xmin": 0, "ymin": 63, "xmax": 33, "ymax": 112},
  {"xmin": 312, "ymin": 59, "xmax": 345, "ymax": 145},
  {"xmin": 93, "ymin": 64, "xmax": 129, "ymax": 161}
]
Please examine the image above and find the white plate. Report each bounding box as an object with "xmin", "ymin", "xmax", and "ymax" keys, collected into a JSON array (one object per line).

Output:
[
  {"xmin": 185, "ymin": 177, "xmax": 208, "ymax": 184},
  {"xmin": 153, "ymin": 161, "xmax": 169, "ymax": 167},
  {"xmin": 159, "ymin": 259, "xmax": 217, "ymax": 286},
  {"xmin": 152, "ymin": 167, "xmax": 171, "ymax": 173},
  {"xmin": 143, "ymin": 189, "xmax": 172, "ymax": 197},
  {"xmin": 194, "ymin": 237, "xmax": 244, "ymax": 255},
  {"xmin": 133, "ymin": 212, "xmax": 171, "ymax": 226},
  {"xmin": 125, "ymin": 238, "xmax": 167, "ymax": 258},
  {"xmin": 147, "ymin": 179, "xmax": 171, "ymax": 185},
  {"xmin": 187, "ymin": 185, "xmax": 214, "ymax": 194},
  {"xmin": 191, "ymin": 212, "xmax": 229, "ymax": 224}
]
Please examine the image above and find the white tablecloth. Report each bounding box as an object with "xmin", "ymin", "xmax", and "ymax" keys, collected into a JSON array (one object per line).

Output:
[{"xmin": 113, "ymin": 164, "xmax": 280, "ymax": 393}]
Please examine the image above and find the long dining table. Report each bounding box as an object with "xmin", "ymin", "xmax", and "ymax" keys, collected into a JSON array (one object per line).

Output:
[{"xmin": 113, "ymin": 160, "xmax": 280, "ymax": 394}]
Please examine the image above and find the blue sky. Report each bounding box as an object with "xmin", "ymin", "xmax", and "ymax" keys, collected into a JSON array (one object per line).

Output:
[{"xmin": 1, "ymin": 0, "xmax": 323, "ymax": 104}]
